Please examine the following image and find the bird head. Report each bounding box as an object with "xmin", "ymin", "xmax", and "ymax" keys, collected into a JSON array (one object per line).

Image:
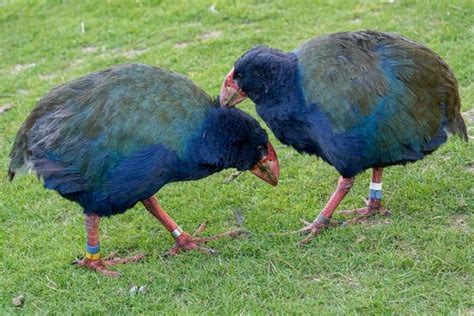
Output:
[
  {"xmin": 220, "ymin": 46, "xmax": 291, "ymax": 107},
  {"xmin": 241, "ymin": 139, "xmax": 279, "ymax": 187},
  {"xmin": 198, "ymin": 107, "xmax": 279, "ymax": 186}
]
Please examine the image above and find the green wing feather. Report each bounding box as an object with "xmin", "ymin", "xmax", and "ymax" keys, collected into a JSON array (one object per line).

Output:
[
  {"xmin": 296, "ymin": 31, "xmax": 466, "ymax": 150},
  {"xmin": 9, "ymin": 63, "xmax": 213, "ymax": 180}
]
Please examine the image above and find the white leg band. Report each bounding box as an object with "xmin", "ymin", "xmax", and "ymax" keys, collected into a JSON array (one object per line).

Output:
[
  {"xmin": 171, "ymin": 227, "xmax": 183, "ymax": 238},
  {"xmin": 370, "ymin": 181, "xmax": 382, "ymax": 190}
]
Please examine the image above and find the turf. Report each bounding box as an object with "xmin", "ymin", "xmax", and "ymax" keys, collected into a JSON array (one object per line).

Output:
[{"xmin": 1, "ymin": 0, "xmax": 473, "ymax": 314}]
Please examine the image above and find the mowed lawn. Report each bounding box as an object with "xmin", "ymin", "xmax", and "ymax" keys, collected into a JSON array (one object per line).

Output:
[{"xmin": 1, "ymin": 0, "xmax": 473, "ymax": 314}]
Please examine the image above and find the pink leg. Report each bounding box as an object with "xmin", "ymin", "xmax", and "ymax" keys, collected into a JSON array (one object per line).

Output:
[
  {"xmin": 339, "ymin": 167, "xmax": 390, "ymax": 223},
  {"xmin": 142, "ymin": 196, "xmax": 247, "ymax": 256},
  {"xmin": 74, "ymin": 214, "xmax": 145, "ymax": 277},
  {"xmin": 298, "ymin": 176, "xmax": 355, "ymax": 245}
]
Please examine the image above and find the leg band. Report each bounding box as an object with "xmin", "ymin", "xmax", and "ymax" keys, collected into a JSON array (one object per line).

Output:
[
  {"xmin": 369, "ymin": 189, "xmax": 382, "ymax": 200},
  {"xmin": 316, "ymin": 213, "xmax": 331, "ymax": 225},
  {"xmin": 86, "ymin": 242, "xmax": 100, "ymax": 254},
  {"xmin": 85, "ymin": 242, "xmax": 101, "ymax": 260},
  {"xmin": 171, "ymin": 226, "xmax": 183, "ymax": 239},
  {"xmin": 369, "ymin": 181, "xmax": 382, "ymax": 191},
  {"xmin": 369, "ymin": 182, "xmax": 382, "ymax": 200}
]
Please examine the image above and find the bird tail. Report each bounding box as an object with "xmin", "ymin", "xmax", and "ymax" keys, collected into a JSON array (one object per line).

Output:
[
  {"xmin": 451, "ymin": 113, "xmax": 468, "ymax": 142},
  {"xmin": 7, "ymin": 122, "xmax": 30, "ymax": 182},
  {"xmin": 446, "ymin": 91, "xmax": 468, "ymax": 142},
  {"xmin": 7, "ymin": 169, "xmax": 15, "ymax": 181}
]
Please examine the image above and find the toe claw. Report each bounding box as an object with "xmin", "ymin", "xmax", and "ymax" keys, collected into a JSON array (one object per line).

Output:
[
  {"xmin": 192, "ymin": 222, "xmax": 207, "ymax": 236},
  {"xmin": 226, "ymin": 228, "xmax": 252, "ymax": 239},
  {"xmin": 197, "ymin": 247, "xmax": 217, "ymax": 255}
]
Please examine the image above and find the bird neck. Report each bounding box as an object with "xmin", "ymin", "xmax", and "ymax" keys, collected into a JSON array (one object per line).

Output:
[
  {"xmin": 250, "ymin": 52, "xmax": 299, "ymax": 106},
  {"xmin": 253, "ymin": 53, "xmax": 307, "ymax": 120}
]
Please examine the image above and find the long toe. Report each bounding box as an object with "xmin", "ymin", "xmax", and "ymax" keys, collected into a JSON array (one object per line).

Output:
[
  {"xmin": 95, "ymin": 265, "xmax": 120, "ymax": 277},
  {"xmin": 341, "ymin": 207, "xmax": 391, "ymax": 226},
  {"xmin": 73, "ymin": 252, "xmax": 144, "ymax": 277},
  {"xmin": 73, "ymin": 258, "xmax": 120, "ymax": 277},
  {"xmin": 298, "ymin": 230, "xmax": 317, "ymax": 246},
  {"xmin": 191, "ymin": 228, "xmax": 250, "ymax": 243},
  {"xmin": 165, "ymin": 227, "xmax": 249, "ymax": 256},
  {"xmin": 339, "ymin": 207, "xmax": 373, "ymax": 217},
  {"xmin": 163, "ymin": 245, "xmax": 181, "ymax": 257},
  {"xmin": 297, "ymin": 221, "xmax": 327, "ymax": 246},
  {"xmin": 103, "ymin": 253, "xmax": 146, "ymax": 266}
]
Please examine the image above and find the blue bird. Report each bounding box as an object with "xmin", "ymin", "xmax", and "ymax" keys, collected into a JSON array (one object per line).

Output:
[
  {"xmin": 220, "ymin": 31, "xmax": 468, "ymax": 245},
  {"xmin": 9, "ymin": 63, "xmax": 279, "ymax": 276}
]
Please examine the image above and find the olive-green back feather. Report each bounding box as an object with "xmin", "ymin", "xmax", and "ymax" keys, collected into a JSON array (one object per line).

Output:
[
  {"xmin": 296, "ymin": 31, "xmax": 467, "ymax": 149},
  {"xmin": 8, "ymin": 63, "xmax": 213, "ymax": 180}
]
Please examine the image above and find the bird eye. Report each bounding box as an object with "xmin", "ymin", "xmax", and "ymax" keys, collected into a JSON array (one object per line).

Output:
[
  {"xmin": 256, "ymin": 145, "xmax": 264, "ymax": 151},
  {"xmin": 235, "ymin": 72, "xmax": 243, "ymax": 80}
]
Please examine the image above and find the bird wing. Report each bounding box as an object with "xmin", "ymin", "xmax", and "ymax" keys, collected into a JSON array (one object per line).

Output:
[
  {"xmin": 296, "ymin": 31, "xmax": 462, "ymax": 156},
  {"xmin": 10, "ymin": 64, "xmax": 212, "ymax": 194}
]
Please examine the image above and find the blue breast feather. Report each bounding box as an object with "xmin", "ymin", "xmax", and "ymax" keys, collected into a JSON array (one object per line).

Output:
[{"xmin": 35, "ymin": 142, "xmax": 212, "ymax": 216}]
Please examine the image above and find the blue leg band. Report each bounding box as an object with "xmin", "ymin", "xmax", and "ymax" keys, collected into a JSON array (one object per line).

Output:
[
  {"xmin": 86, "ymin": 242, "xmax": 100, "ymax": 254},
  {"xmin": 369, "ymin": 189, "xmax": 382, "ymax": 200}
]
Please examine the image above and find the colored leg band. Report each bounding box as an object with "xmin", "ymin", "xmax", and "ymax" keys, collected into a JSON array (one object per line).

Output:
[
  {"xmin": 369, "ymin": 181, "xmax": 382, "ymax": 191},
  {"xmin": 86, "ymin": 242, "xmax": 100, "ymax": 254},
  {"xmin": 85, "ymin": 252, "xmax": 101, "ymax": 260},
  {"xmin": 316, "ymin": 213, "xmax": 331, "ymax": 225},
  {"xmin": 171, "ymin": 227, "xmax": 183, "ymax": 239},
  {"xmin": 369, "ymin": 189, "xmax": 382, "ymax": 200},
  {"xmin": 85, "ymin": 242, "xmax": 101, "ymax": 260},
  {"xmin": 369, "ymin": 181, "xmax": 382, "ymax": 200}
]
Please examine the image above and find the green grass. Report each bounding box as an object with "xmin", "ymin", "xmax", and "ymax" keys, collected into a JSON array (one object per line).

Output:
[{"xmin": 1, "ymin": 0, "xmax": 473, "ymax": 314}]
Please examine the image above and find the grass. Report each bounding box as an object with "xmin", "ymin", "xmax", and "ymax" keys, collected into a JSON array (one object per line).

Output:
[{"xmin": 1, "ymin": 0, "xmax": 473, "ymax": 314}]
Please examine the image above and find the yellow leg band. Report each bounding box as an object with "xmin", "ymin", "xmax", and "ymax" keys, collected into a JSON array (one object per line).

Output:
[{"xmin": 85, "ymin": 251, "xmax": 101, "ymax": 260}]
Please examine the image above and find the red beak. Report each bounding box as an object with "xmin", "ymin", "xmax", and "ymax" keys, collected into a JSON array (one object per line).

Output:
[
  {"xmin": 219, "ymin": 67, "xmax": 248, "ymax": 107},
  {"xmin": 250, "ymin": 142, "xmax": 279, "ymax": 187}
]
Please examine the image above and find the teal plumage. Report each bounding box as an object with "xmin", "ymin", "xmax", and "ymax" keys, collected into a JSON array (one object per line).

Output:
[
  {"xmin": 11, "ymin": 63, "xmax": 211, "ymax": 169},
  {"xmin": 296, "ymin": 32, "xmax": 466, "ymax": 158},
  {"xmin": 9, "ymin": 63, "xmax": 271, "ymax": 216},
  {"xmin": 225, "ymin": 31, "xmax": 467, "ymax": 177},
  {"xmin": 220, "ymin": 31, "xmax": 468, "ymax": 242}
]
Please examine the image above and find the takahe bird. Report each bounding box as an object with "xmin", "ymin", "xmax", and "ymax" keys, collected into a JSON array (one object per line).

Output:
[
  {"xmin": 220, "ymin": 31, "xmax": 468, "ymax": 245},
  {"xmin": 8, "ymin": 63, "xmax": 279, "ymax": 276}
]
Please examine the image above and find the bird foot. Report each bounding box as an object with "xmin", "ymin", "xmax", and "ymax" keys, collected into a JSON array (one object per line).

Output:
[
  {"xmin": 73, "ymin": 252, "xmax": 145, "ymax": 277},
  {"xmin": 339, "ymin": 198, "xmax": 391, "ymax": 225},
  {"xmin": 297, "ymin": 217, "xmax": 341, "ymax": 246},
  {"xmin": 164, "ymin": 223, "xmax": 249, "ymax": 256}
]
